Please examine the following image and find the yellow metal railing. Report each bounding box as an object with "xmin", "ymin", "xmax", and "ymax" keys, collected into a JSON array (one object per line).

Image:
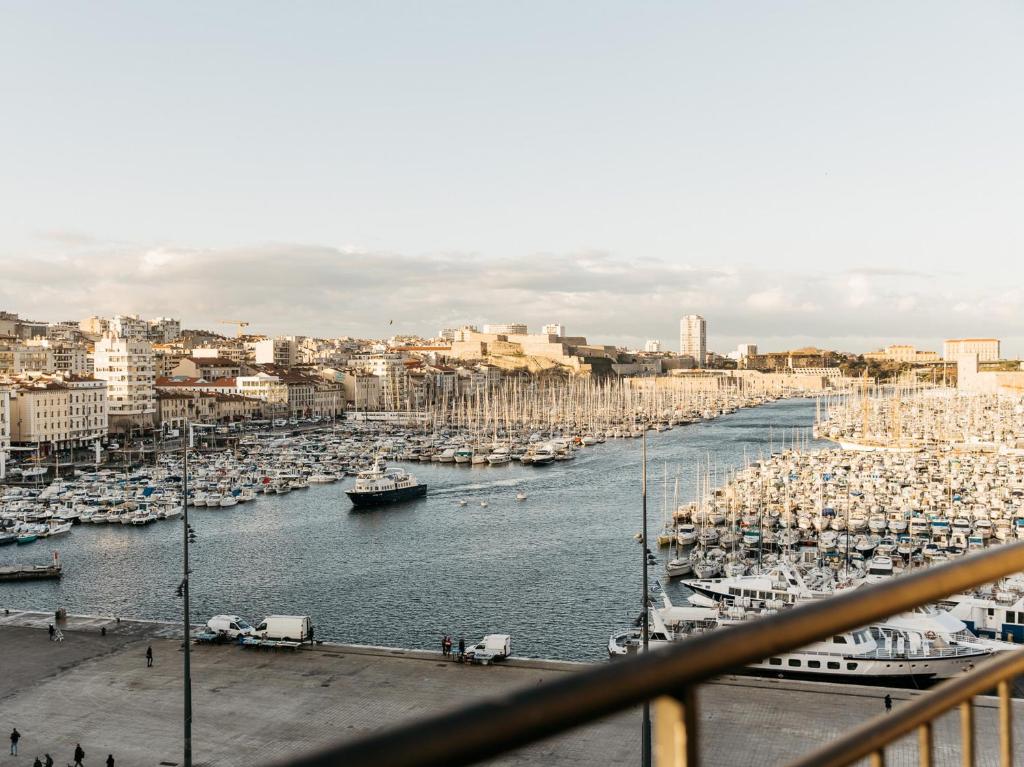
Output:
[
  {"xmin": 784, "ymin": 648, "xmax": 1023, "ymax": 767},
  {"xmin": 278, "ymin": 542, "xmax": 1024, "ymax": 767}
]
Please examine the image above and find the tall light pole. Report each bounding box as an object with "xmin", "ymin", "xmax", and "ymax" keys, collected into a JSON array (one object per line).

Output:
[
  {"xmin": 182, "ymin": 423, "xmax": 192, "ymax": 767},
  {"xmin": 181, "ymin": 421, "xmax": 211, "ymax": 767},
  {"xmin": 641, "ymin": 429, "xmax": 651, "ymax": 767}
]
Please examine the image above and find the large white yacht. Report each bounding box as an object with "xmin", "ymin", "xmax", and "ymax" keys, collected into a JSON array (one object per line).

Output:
[{"xmin": 609, "ymin": 596, "xmax": 991, "ymax": 685}]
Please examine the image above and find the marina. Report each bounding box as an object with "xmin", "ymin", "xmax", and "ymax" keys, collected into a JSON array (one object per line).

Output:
[
  {"xmin": 7, "ymin": 389, "xmax": 1024, "ymax": 679},
  {"xmin": 0, "ymin": 398, "xmax": 821, "ymax": 662}
]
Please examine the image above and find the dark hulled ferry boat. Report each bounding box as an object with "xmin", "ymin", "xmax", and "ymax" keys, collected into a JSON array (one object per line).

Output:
[{"xmin": 346, "ymin": 463, "xmax": 427, "ymax": 508}]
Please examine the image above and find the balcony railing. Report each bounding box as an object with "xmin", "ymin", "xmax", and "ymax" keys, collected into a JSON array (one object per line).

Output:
[{"xmin": 276, "ymin": 542, "xmax": 1024, "ymax": 767}]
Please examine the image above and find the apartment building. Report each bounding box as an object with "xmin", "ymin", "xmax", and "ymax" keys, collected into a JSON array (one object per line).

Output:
[
  {"xmin": 0, "ymin": 343, "xmax": 53, "ymax": 374},
  {"xmin": 0, "ymin": 386, "xmax": 10, "ymax": 457},
  {"xmin": 171, "ymin": 356, "xmax": 242, "ymax": 380},
  {"xmin": 253, "ymin": 338, "xmax": 298, "ymax": 368},
  {"xmin": 9, "ymin": 376, "xmax": 107, "ymax": 450},
  {"xmin": 92, "ymin": 333, "xmax": 156, "ymax": 433},
  {"xmin": 679, "ymin": 315, "xmax": 707, "ymax": 368}
]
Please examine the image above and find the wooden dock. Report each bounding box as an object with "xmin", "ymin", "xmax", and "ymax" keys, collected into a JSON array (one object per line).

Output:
[{"xmin": 0, "ymin": 560, "xmax": 62, "ymax": 581}]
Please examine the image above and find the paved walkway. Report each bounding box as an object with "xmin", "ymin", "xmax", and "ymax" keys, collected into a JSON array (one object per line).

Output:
[{"xmin": 0, "ymin": 611, "xmax": 1019, "ymax": 766}]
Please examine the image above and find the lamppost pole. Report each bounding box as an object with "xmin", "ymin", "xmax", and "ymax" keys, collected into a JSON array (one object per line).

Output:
[
  {"xmin": 182, "ymin": 422, "xmax": 192, "ymax": 767},
  {"xmin": 641, "ymin": 429, "xmax": 651, "ymax": 767}
]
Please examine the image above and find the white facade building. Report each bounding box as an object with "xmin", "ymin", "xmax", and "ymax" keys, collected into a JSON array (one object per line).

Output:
[
  {"xmin": 147, "ymin": 317, "xmax": 181, "ymax": 343},
  {"xmin": 680, "ymin": 315, "xmax": 707, "ymax": 368},
  {"xmin": 542, "ymin": 323, "xmax": 565, "ymax": 337},
  {"xmin": 0, "ymin": 386, "xmax": 10, "ymax": 463},
  {"xmin": 644, "ymin": 340, "xmax": 662, "ymax": 353},
  {"xmin": 110, "ymin": 314, "xmax": 149, "ymax": 339},
  {"xmin": 235, "ymin": 373, "xmax": 289, "ymax": 406},
  {"xmin": 92, "ymin": 333, "xmax": 156, "ymax": 432},
  {"xmin": 9, "ymin": 377, "xmax": 107, "ymax": 450},
  {"xmin": 348, "ymin": 351, "xmax": 408, "ymax": 409},
  {"xmin": 944, "ymin": 338, "xmax": 1000, "ymax": 362},
  {"xmin": 254, "ymin": 338, "xmax": 298, "ymax": 368},
  {"xmin": 483, "ymin": 323, "xmax": 528, "ymax": 336}
]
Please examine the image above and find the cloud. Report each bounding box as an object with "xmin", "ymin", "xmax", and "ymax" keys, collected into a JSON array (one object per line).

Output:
[{"xmin": 1, "ymin": 239, "xmax": 1020, "ymax": 355}]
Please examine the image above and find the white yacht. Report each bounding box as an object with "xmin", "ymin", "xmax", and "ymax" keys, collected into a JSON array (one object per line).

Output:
[{"xmin": 610, "ymin": 597, "xmax": 991, "ymax": 684}]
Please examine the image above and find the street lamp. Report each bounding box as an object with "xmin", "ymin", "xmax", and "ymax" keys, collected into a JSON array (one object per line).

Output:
[
  {"xmin": 640, "ymin": 430, "xmax": 651, "ymax": 767},
  {"xmin": 181, "ymin": 420, "xmax": 212, "ymax": 767}
]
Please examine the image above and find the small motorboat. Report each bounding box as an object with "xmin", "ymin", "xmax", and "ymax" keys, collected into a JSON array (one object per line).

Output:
[
  {"xmin": 458, "ymin": 499, "xmax": 468, "ymax": 507},
  {"xmin": 516, "ymin": 491, "xmax": 527, "ymax": 501},
  {"xmin": 480, "ymin": 501, "xmax": 489, "ymax": 508}
]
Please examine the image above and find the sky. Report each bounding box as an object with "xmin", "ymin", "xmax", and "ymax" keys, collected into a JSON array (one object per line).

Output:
[{"xmin": 0, "ymin": 2, "xmax": 1021, "ymax": 354}]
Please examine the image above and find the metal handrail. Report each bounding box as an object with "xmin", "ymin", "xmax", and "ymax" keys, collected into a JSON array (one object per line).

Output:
[
  {"xmin": 786, "ymin": 648, "xmax": 1024, "ymax": 767},
  {"xmin": 277, "ymin": 542, "xmax": 1024, "ymax": 767}
]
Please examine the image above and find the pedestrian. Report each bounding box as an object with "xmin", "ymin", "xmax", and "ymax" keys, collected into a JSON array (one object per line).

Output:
[
  {"xmin": 440, "ymin": 635, "xmax": 447, "ymax": 657},
  {"xmin": 884, "ymin": 694, "xmax": 892, "ymax": 713},
  {"xmin": 10, "ymin": 728, "xmax": 20, "ymax": 756},
  {"xmin": 73, "ymin": 743, "xmax": 84, "ymax": 767},
  {"xmin": 34, "ymin": 756, "xmax": 43, "ymax": 767},
  {"xmin": 105, "ymin": 755, "xmax": 114, "ymax": 767},
  {"xmin": 458, "ymin": 636, "xmax": 465, "ymax": 662},
  {"xmin": 45, "ymin": 753, "xmax": 54, "ymax": 767},
  {"xmin": 444, "ymin": 635, "xmax": 452, "ymax": 658},
  {"xmin": 48, "ymin": 624, "xmax": 55, "ymax": 641},
  {"xmin": 146, "ymin": 645, "xmax": 153, "ymax": 668}
]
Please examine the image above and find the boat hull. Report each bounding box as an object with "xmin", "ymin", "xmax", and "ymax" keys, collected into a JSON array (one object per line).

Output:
[{"xmin": 347, "ymin": 484, "xmax": 427, "ymax": 508}]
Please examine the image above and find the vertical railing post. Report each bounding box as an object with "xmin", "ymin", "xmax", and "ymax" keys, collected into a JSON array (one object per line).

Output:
[
  {"xmin": 960, "ymin": 699, "xmax": 975, "ymax": 767},
  {"xmin": 680, "ymin": 687, "xmax": 698, "ymax": 767},
  {"xmin": 870, "ymin": 750, "xmax": 885, "ymax": 767},
  {"xmin": 652, "ymin": 688, "xmax": 698, "ymax": 767},
  {"xmin": 998, "ymin": 680, "xmax": 1013, "ymax": 767},
  {"xmin": 918, "ymin": 721, "xmax": 933, "ymax": 767}
]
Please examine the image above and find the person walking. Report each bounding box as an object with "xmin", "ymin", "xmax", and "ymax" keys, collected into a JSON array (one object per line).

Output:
[
  {"xmin": 440, "ymin": 635, "xmax": 447, "ymax": 657},
  {"xmin": 33, "ymin": 756, "xmax": 42, "ymax": 767},
  {"xmin": 884, "ymin": 694, "xmax": 892, "ymax": 713},
  {"xmin": 44, "ymin": 753, "xmax": 54, "ymax": 767},
  {"xmin": 458, "ymin": 636, "xmax": 465, "ymax": 662},
  {"xmin": 145, "ymin": 646, "xmax": 153, "ymax": 668},
  {"xmin": 73, "ymin": 743, "xmax": 84, "ymax": 767},
  {"xmin": 48, "ymin": 624, "xmax": 55, "ymax": 641},
  {"xmin": 9, "ymin": 728, "xmax": 20, "ymax": 756},
  {"xmin": 105, "ymin": 754, "xmax": 114, "ymax": 767},
  {"xmin": 445, "ymin": 635, "xmax": 453, "ymax": 658}
]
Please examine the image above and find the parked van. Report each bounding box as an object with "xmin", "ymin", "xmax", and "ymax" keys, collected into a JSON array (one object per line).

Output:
[
  {"xmin": 206, "ymin": 615, "xmax": 257, "ymax": 638},
  {"xmin": 255, "ymin": 615, "xmax": 314, "ymax": 643},
  {"xmin": 464, "ymin": 634, "xmax": 511, "ymax": 665}
]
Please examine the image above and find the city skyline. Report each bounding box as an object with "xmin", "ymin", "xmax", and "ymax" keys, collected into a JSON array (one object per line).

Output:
[
  {"xmin": 0, "ymin": 253, "xmax": 1016, "ymax": 358},
  {"xmin": 1, "ymin": 3, "xmax": 1022, "ymax": 354}
]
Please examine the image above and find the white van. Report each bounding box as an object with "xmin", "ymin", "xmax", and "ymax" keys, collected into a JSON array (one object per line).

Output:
[
  {"xmin": 255, "ymin": 615, "xmax": 314, "ymax": 643},
  {"xmin": 464, "ymin": 634, "xmax": 511, "ymax": 665},
  {"xmin": 206, "ymin": 615, "xmax": 257, "ymax": 638}
]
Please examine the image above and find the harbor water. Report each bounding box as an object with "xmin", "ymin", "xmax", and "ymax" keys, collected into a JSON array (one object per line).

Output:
[{"xmin": 0, "ymin": 398, "xmax": 826, "ymax": 661}]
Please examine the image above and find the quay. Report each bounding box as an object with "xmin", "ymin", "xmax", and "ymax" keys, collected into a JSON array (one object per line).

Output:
[{"xmin": 0, "ymin": 610, "xmax": 1019, "ymax": 766}]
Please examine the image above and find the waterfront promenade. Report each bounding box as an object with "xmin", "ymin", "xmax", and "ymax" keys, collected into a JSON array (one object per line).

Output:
[{"xmin": 0, "ymin": 611, "xmax": 1018, "ymax": 766}]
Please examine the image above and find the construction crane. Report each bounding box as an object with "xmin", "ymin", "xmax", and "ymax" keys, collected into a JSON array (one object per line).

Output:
[{"xmin": 218, "ymin": 320, "xmax": 250, "ymax": 338}]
